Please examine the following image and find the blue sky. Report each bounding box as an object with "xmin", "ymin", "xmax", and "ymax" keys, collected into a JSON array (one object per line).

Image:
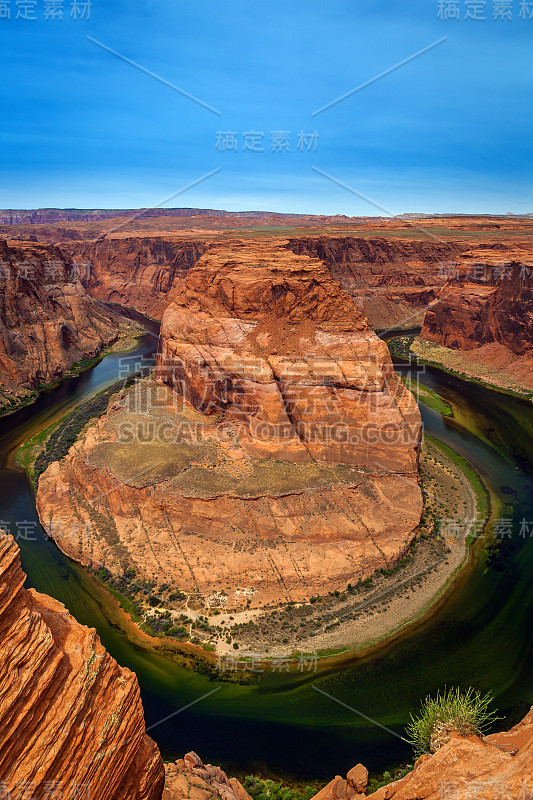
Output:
[{"xmin": 0, "ymin": 0, "xmax": 531, "ymax": 213}]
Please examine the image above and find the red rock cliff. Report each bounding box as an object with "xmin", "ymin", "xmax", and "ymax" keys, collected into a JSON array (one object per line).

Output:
[
  {"xmin": 421, "ymin": 261, "xmax": 533, "ymax": 357},
  {"xmin": 64, "ymin": 236, "xmax": 210, "ymax": 318},
  {"xmin": 0, "ymin": 533, "xmax": 164, "ymax": 800},
  {"xmin": 36, "ymin": 239, "xmax": 422, "ymax": 610},
  {"xmin": 285, "ymin": 236, "xmax": 459, "ymax": 328},
  {"xmin": 0, "ymin": 239, "xmax": 126, "ymax": 413}
]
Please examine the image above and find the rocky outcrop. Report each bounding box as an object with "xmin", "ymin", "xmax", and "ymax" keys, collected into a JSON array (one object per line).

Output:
[
  {"xmin": 285, "ymin": 236, "xmax": 459, "ymax": 329},
  {"xmin": 158, "ymin": 240, "xmax": 421, "ymax": 470},
  {"xmin": 422, "ymin": 261, "xmax": 533, "ymax": 355},
  {"xmin": 65, "ymin": 237, "xmax": 209, "ymax": 318},
  {"xmin": 311, "ymin": 764, "xmax": 369, "ymax": 800},
  {"xmin": 0, "ymin": 533, "xmax": 164, "ymax": 799},
  {"xmin": 366, "ymin": 709, "xmax": 533, "ymax": 799},
  {"xmin": 36, "ymin": 240, "xmax": 422, "ymax": 611},
  {"xmin": 163, "ymin": 752, "xmax": 253, "ymax": 800},
  {"xmin": 0, "ymin": 239, "xmax": 127, "ymax": 413},
  {"xmin": 420, "ymin": 260, "xmax": 533, "ymax": 389}
]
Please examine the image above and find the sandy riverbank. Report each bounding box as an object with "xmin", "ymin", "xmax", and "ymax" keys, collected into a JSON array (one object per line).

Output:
[{"xmin": 213, "ymin": 436, "xmax": 486, "ymax": 658}]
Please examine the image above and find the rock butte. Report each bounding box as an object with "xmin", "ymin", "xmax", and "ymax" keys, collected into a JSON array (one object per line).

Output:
[
  {"xmin": 0, "ymin": 533, "xmax": 164, "ymax": 799},
  {"xmin": 36, "ymin": 240, "xmax": 423, "ymax": 608}
]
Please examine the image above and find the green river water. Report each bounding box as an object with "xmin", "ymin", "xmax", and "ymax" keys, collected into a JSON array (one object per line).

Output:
[{"xmin": 0, "ymin": 319, "xmax": 532, "ymax": 781}]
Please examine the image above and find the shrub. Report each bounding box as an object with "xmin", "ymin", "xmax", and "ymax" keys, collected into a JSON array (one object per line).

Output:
[
  {"xmin": 406, "ymin": 687, "xmax": 498, "ymax": 756},
  {"xmin": 242, "ymin": 777, "xmax": 316, "ymax": 800}
]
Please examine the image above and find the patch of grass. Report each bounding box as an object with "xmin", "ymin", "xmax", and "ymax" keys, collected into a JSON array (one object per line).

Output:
[
  {"xmin": 29, "ymin": 371, "xmax": 143, "ymax": 485},
  {"xmin": 406, "ymin": 687, "xmax": 499, "ymax": 757},
  {"xmin": 401, "ymin": 376, "xmax": 453, "ymax": 417},
  {"xmin": 15, "ymin": 419, "xmax": 61, "ymax": 486}
]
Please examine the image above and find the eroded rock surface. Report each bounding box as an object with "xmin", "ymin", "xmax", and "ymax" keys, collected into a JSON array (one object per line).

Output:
[
  {"xmin": 0, "ymin": 533, "xmax": 164, "ymax": 800},
  {"xmin": 285, "ymin": 236, "xmax": 458, "ymax": 329},
  {"xmin": 36, "ymin": 240, "xmax": 422, "ymax": 609},
  {"xmin": 163, "ymin": 752, "xmax": 253, "ymax": 800},
  {"xmin": 0, "ymin": 239, "xmax": 126, "ymax": 412},
  {"xmin": 420, "ymin": 258, "xmax": 533, "ymax": 389},
  {"xmin": 66, "ymin": 237, "xmax": 209, "ymax": 318},
  {"xmin": 366, "ymin": 709, "xmax": 533, "ymax": 799}
]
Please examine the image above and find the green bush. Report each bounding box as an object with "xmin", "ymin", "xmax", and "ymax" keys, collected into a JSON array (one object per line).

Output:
[
  {"xmin": 406, "ymin": 687, "xmax": 499, "ymax": 756},
  {"xmin": 242, "ymin": 777, "xmax": 316, "ymax": 800}
]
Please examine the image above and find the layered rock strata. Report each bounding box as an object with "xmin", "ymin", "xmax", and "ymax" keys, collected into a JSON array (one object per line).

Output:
[
  {"xmin": 66, "ymin": 237, "xmax": 209, "ymax": 318},
  {"xmin": 420, "ymin": 259, "xmax": 533, "ymax": 389},
  {"xmin": 36, "ymin": 241, "xmax": 422, "ymax": 609},
  {"xmin": 0, "ymin": 239, "xmax": 127, "ymax": 412},
  {"xmin": 285, "ymin": 236, "xmax": 459, "ymax": 329},
  {"xmin": 0, "ymin": 533, "xmax": 164, "ymax": 800}
]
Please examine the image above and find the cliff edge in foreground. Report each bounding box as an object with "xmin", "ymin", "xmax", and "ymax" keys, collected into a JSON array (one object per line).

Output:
[{"xmin": 0, "ymin": 533, "xmax": 164, "ymax": 800}]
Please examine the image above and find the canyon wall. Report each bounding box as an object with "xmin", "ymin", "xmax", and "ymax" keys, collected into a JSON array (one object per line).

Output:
[
  {"xmin": 36, "ymin": 240, "xmax": 422, "ymax": 610},
  {"xmin": 419, "ymin": 259, "xmax": 533, "ymax": 389},
  {"xmin": 0, "ymin": 239, "xmax": 127, "ymax": 413},
  {"xmin": 0, "ymin": 208, "xmax": 313, "ymax": 226},
  {"xmin": 65, "ymin": 237, "xmax": 209, "ymax": 318},
  {"xmin": 421, "ymin": 261, "xmax": 533, "ymax": 355},
  {"xmin": 0, "ymin": 533, "xmax": 164, "ymax": 799},
  {"xmin": 285, "ymin": 236, "xmax": 459, "ymax": 329}
]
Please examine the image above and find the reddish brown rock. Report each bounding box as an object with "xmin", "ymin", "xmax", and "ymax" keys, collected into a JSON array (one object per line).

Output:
[
  {"xmin": 158, "ymin": 240, "xmax": 421, "ymax": 470},
  {"xmin": 66, "ymin": 236, "xmax": 209, "ymax": 319},
  {"xmin": 311, "ymin": 764, "xmax": 368, "ymax": 800},
  {"xmin": 422, "ymin": 260, "xmax": 533, "ymax": 354},
  {"xmin": 365, "ymin": 720, "xmax": 533, "ymax": 799},
  {"xmin": 420, "ymin": 260, "xmax": 533, "ymax": 390},
  {"xmin": 0, "ymin": 239, "xmax": 128, "ymax": 413},
  {"xmin": 285, "ymin": 236, "xmax": 459, "ymax": 329},
  {"xmin": 36, "ymin": 240, "xmax": 422, "ymax": 610},
  {"xmin": 0, "ymin": 533, "xmax": 164, "ymax": 800},
  {"xmin": 163, "ymin": 752, "xmax": 253, "ymax": 800},
  {"xmin": 346, "ymin": 764, "xmax": 369, "ymax": 793}
]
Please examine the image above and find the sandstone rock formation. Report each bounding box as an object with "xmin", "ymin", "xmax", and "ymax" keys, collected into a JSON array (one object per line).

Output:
[
  {"xmin": 310, "ymin": 764, "xmax": 369, "ymax": 800},
  {"xmin": 422, "ymin": 260, "xmax": 533, "ymax": 353},
  {"xmin": 366, "ymin": 709, "xmax": 533, "ymax": 799},
  {"xmin": 0, "ymin": 533, "xmax": 164, "ymax": 799},
  {"xmin": 0, "ymin": 239, "xmax": 127, "ymax": 413},
  {"xmin": 420, "ymin": 259, "xmax": 533, "ymax": 389},
  {"xmin": 66, "ymin": 237, "xmax": 209, "ymax": 318},
  {"xmin": 36, "ymin": 240, "xmax": 422, "ymax": 610},
  {"xmin": 163, "ymin": 752, "xmax": 253, "ymax": 800},
  {"xmin": 158, "ymin": 240, "xmax": 421, "ymax": 470},
  {"xmin": 285, "ymin": 236, "xmax": 459, "ymax": 329}
]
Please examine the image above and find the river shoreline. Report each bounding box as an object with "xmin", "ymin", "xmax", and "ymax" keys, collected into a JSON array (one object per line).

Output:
[
  {"xmin": 0, "ymin": 320, "xmax": 145, "ymax": 420},
  {"xmin": 5, "ymin": 313, "xmax": 532, "ymax": 782},
  {"xmin": 18, "ymin": 370, "xmax": 492, "ymax": 671},
  {"xmin": 390, "ymin": 334, "xmax": 533, "ymax": 403}
]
